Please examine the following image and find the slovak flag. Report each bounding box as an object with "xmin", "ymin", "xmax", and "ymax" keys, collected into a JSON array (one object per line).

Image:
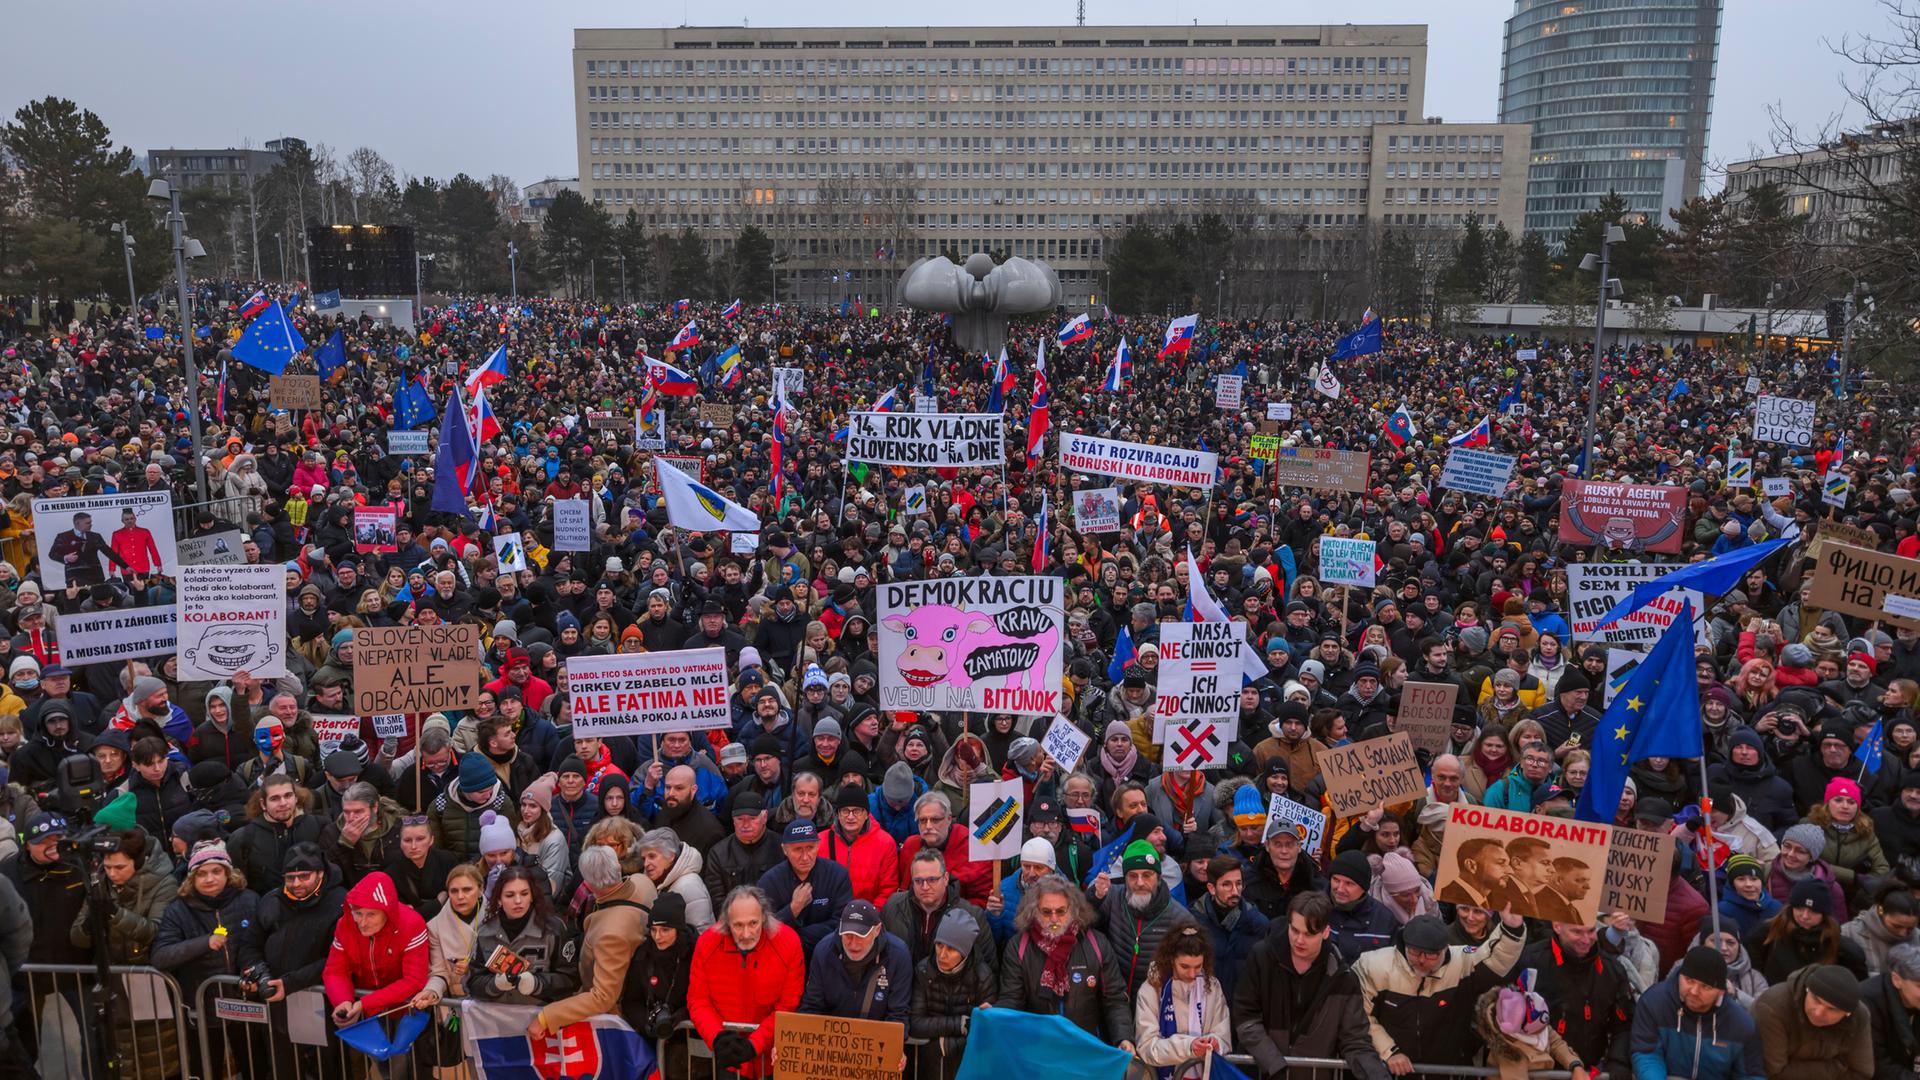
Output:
[
  {"xmin": 1103, "ymin": 337, "xmax": 1133, "ymax": 392},
  {"xmin": 1031, "ymin": 493, "xmax": 1051, "ymax": 572},
  {"xmin": 720, "ymin": 298, "xmax": 743, "ymax": 320},
  {"xmin": 215, "ymin": 358, "xmax": 228, "ymax": 421},
  {"xmin": 645, "ymin": 357, "xmax": 700, "ymax": 396},
  {"xmin": 673, "ymin": 298, "xmax": 691, "ymax": 313},
  {"xmin": 1184, "ymin": 546, "xmax": 1271, "ymax": 685},
  {"xmin": 1159, "ymin": 313, "xmax": 1198, "ymax": 358},
  {"xmin": 1057, "ymin": 313, "xmax": 1093, "ymax": 346},
  {"xmin": 1026, "ymin": 368, "xmax": 1050, "ymax": 465},
  {"xmin": 465, "ymin": 344, "xmax": 510, "ymax": 395},
  {"xmin": 1449, "ymin": 416, "xmax": 1493, "ymax": 448},
  {"xmin": 238, "ymin": 290, "xmax": 270, "ymax": 320},
  {"xmin": 668, "ymin": 320, "xmax": 700, "ymax": 352},
  {"xmin": 464, "ymin": 1000, "xmax": 654, "ymax": 1080},
  {"xmin": 466, "ymin": 385, "xmax": 502, "ymax": 445},
  {"xmin": 714, "ymin": 344, "xmax": 744, "ymax": 390},
  {"xmin": 871, "ymin": 385, "xmax": 901, "ymax": 414},
  {"xmin": 1383, "ymin": 403, "xmax": 1417, "ymax": 447},
  {"xmin": 986, "ymin": 348, "xmax": 1015, "ymax": 413}
]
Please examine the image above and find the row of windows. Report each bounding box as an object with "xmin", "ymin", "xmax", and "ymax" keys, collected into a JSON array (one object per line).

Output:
[
  {"xmin": 585, "ymin": 132, "xmax": 1382, "ymax": 157},
  {"xmin": 1378, "ymin": 187, "xmax": 1505, "ymax": 205},
  {"xmin": 1381, "ymin": 160, "xmax": 1506, "ymax": 179},
  {"xmin": 587, "ymin": 184, "xmax": 1371, "ymax": 207},
  {"xmin": 584, "ymin": 108, "xmax": 1400, "ymax": 130},
  {"xmin": 588, "ymin": 158, "xmax": 1374, "ymax": 184},
  {"xmin": 582, "ymin": 54, "xmax": 1417, "ymax": 78},
  {"xmin": 590, "ymin": 207, "xmax": 1368, "ymax": 236},
  {"xmin": 1384, "ymin": 133, "xmax": 1507, "ymax": 152},
  {"xmin": 586, "ymin": 81, "xmax": 1411, "ymax": 104}
]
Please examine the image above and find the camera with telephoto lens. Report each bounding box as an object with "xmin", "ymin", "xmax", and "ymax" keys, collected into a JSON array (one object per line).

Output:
[{"xmin": 240, "ymin": 963, "xmax": 274, "ymax": 1000}]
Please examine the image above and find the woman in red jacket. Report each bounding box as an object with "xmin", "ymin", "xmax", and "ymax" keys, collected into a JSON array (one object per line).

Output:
[{"xmin": 323, "ymin": 870, "xmax": 431, "ymax": 1036}]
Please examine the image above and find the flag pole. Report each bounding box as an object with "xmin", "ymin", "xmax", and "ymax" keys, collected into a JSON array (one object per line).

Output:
[{"xmin": 1698, "ymin": 761, "xmax": 1723, "ymax": 942}]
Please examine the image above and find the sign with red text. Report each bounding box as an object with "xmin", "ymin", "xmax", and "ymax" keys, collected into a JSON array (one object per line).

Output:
[
  {"xmin": 176, "ymin": 565, "xmax": 286, "ymax": 680},
  {"xmin": 569, "ymin": 647, "xmax": 731, "ymax": 736}
]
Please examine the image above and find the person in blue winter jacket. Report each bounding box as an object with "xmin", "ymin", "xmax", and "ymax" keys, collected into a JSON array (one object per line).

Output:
[
  {"xmin": 758, "ymin": 818, "xmax": 854, "ymax": 955},
  {"xmin": 1631, "ymin": 946, "xmax": 1766, "ymax": 1080},
  {"xmin": 1716, "ymin": 854, "xmax": 1783, "ymax": 939}
]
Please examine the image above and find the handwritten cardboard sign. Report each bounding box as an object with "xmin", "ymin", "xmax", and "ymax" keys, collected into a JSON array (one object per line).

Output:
[
  {"xmin": 700, "ymin": 403, "xmax": 734, "ymax": 425},
  {"xmin": 774, "ymin": 1012, "xmax": 904, "ymax": 1080},
  {"xmin": 351, "ymin": 624, "xmax": 481, "ymax": 715},
  {"xmin": 1809, "ymin": 542, "xmax": 1920, "ymax": 630},
  {"xmin": 1395, "ymin": 681, "xmax": 1459, "ymax": 756},
  {"xmin": 1315, "ymin": 732, "xmax": 1424, "ymax": 818},
  {"xmin": 1600, "ymin": 824, "xmax": 1675, "ymax": 922},
  {"xmin": 269, "ymin": 374, "xmax": 322, "ymax": 410}
]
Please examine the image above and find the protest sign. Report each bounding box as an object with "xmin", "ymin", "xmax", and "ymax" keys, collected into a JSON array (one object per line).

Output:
[
  {"xmin": 1601, "ymin": 824, "xmax": 1675, "ymax": 922},
  {"xmin": 1435, "ymin": 805, "xmax": 1611, "ymax": 922},
  {"xmin": 1439, "ymin": 448, "xmax": 1517, "ymax": 498},
  {"xmin": 1886, "ymin": 595, "xmax": 1920, "ymax": 621},
  {"xmin": 1809, "ymin": 543, "xmax": 1920, "ymax": 630},
  {"xmin": 56, "ymin": 607, "xmax": 178, "ymax": 666},
  {"xmin": 901, "ymin": 485, "xmax": 927, "ymax": 516},
  {"xmin": 773, "ymin": 367, "xmax": 805, "ymax": 399},
  {"xmin": 1071, "ymin": 486, "xmax": 1122, "ymax": 533},
  {"xmin": 967, "ymin": 778, "xmax": 1026, "ymax": 860},
  {"xmin": 731, "ymin": 532, "xmax": 759, "ymax": 554},
  {"xmin": 1263, "ymin": 793, "xmax": 1326, "ymax": 853},
  {"xmin": 552, "ymin": 500, "xmax": 592, "ymax": 551},
  {"xmin": 308, "ymin": 714, "xmax": 360, "ymax": 755},
  {"xmin": 1266, "ymin": 446, "xmax": 1371, "ymax": 493},
  {"xmin": 1558, "ymin": 479, "xmax": 1689, "ymax": 554},
  {"xmin": 1515, "ymin": 348, "xmax": 1538, "ymax": 361},
  {"xmin": 1754, "ymin": 395, "xmax": 1815, "ymax": 446},
  {"xmin": 371, "ymin": 714, "xmax": 409, "ymax": 740},
  {"xmin": 352, "ymin": 624, "xmax": 481, "ymax": 714},
  {"xmin": 387, "ymin": 429, "xmax": 430, "ymax": 455},
  {"xmin": 269, "ymin": 374, "xmax": 323, "ymax": 410},
  {"xmin": 568, "ymin": 648, "xmax": 731, "ymax": 736},
  {"xmin": 1248, "ymin": 435, "xmax": 1280, "ymax": 460},
  {"xmin": 698, "ymin": 403, "xmax": 734, "ymax": 425},
  {"xmin": 492, "ymin": 532, "xmax": 527, "ymax": 573},
  {"xmin": 34, "ymin": 491, "xmax": 177, "ymax": 589},
  {"xmin": 1745, "ymin": 375, "xmax": 1762, "ymax": 393},
  {"xmin": 176, "ymin": 530, "xmax": 246, "ymax": 567},
  {"xmin": 635, "ymin": 405, "xmax": 666, "ymax": 450},
  {"xmin": 1214, "ymin": 374, "xmax": 1244, "ymax": 410},
  {"xmin": 1726, "ymin": 456, "xmax": 1753, "ymax": 487},
  {"xmin": 913, "ymin": 394, "xmax": 938, "ymax": 414},
  {"xmin": 1154, "ymin": 623, "xmax": 1243, "ymax": 766},
  {"xmin": 1266, "ymin": 402, "xmax": 1293, "ymax": 421},
  {"xmin": 1318, "ymin": 537, "xmax": 1377, "ymax": 587},
  {"xmin": 656, "ymin": 455, "xmax": 705, "ymax": 484},
  {"xmin": 1566, "ymin": 563, "xmax": 1707, "ymax": 646},
  {"xmin": 1161, "ymin": 718, "xmax": 1238, "ymax": 771},
  {"xmin": 877, "ymin": 576, "xmax": 1063, "ymax": 717},
  {"xmin": 1039, "ymin": 716, "xmax": 1091, "ymax": 772},
  {"xmin": 176, "ymin": 565, "xmax": 285, "ymax": 680},
  {"xmin": 1316, "ymin": 733, "xmax": 1424, "ymax": 818},
  {"xmin": 1762, "ymin": 476, "xmax": 1793, "ymax": 497},
  {"xmin": 1810, "ymin": 520, "xmax": 1882, "ymax": 564},
  {"xmin": 773, "ymin": 1013, "xmax": 902, "ymax": 1080},
  {"xmin": 1396, "ymin": 681, "xmax": 1458, "ymax": 756},
  {"xmin": 845, "ymin": 412, "xmax": 1004, "ymax": 468},
  {"xmin": 1603, "ymin": 649, "xmax": 1641, "ymax": 708},
  {"xmin": 1058, "ymin": 431, "xmax": 1218, "ymax": 489},
  {"xmin": 354, "ymin": 506, "xmax": 398, "ymax": 553},
  {"xmin": 1823, "ymin": 469, "xmax": 1851, "ymax": 509},
  {"xmin": 586, "ymin": 411, "xmax": 624, "ymax": 430}
]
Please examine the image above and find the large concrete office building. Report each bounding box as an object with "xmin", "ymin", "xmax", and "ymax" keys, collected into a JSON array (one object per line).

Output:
[
  {"xmin": 1498, "ymin": 0, "xmax": 1723, "ymax": 240},
  {"xmin": 573, "ymin": 25, "xmax": 1527, "ymax": 306}
]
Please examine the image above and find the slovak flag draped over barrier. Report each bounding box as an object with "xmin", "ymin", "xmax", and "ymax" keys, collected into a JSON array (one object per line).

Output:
[
  {"xmin": 463, "ymin": 1000, "xmax": 655, "ymax": 1080},
  {"xmin": 1159, "ymin": 313, "xmax": 1198, "ymax": 358}
]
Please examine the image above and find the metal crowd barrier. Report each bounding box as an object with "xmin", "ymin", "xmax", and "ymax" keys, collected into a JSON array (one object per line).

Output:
[{"xmin": 18, "ymin": 963, "xmax": 193, "ymax": 1080}]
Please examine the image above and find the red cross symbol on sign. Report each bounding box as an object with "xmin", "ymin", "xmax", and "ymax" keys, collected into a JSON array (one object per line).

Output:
[{"xmin": 1173, "ymin": 723, "xmax": 1220, "ymax": 767}]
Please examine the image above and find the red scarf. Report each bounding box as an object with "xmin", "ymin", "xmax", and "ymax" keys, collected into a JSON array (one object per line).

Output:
[{"xmin": 1027, "ymin": 923, "xmax": 1080, "ymax": 997}]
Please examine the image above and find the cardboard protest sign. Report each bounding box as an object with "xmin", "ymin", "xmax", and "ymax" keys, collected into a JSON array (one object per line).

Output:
[
  {"xmin": 552, "ymin": 500, "xmax": 592, "ymax": 552},
  {"xmin": 1267, "ymin": 446, "xmax": 1371, "ymax": 493},
  {"xmin": 1318, "ymin": 537, "xmax": 1377, "ymax": 588},
  {"xmin": 1810, "ymin": 542, "xmax": 1920, "ymax": 630},
  {"xmin": 1072, "ymin": 486, "xmax": 1122, "ymax": 532},
  {"xmin": 1395, "ymin": 681, "xmax": 1459, "ymax": 756},
  {"xmin": 492, "ymin": 533, "xmax": 527, "ymax": 573},
  {"xmin": 1039, "ymin": 716, "xmax": 1091, "ymax": 772},
  {"xmin": 352, "ymin": 624, "xmax": 481, "ymax": 714},
  {"xmin": 1058, "ymin": 432, "xmax": 1218, "ymax": 489},
  {"xmin": 773, "ymin": 1012, "xmax": 902, "ymax": 1080},
  {"xmin": 967, "ymin": 778, "xmax": 1025, "ymax": 860},
  {"xmin": 34, "ymin": 491, "xmax": 177, "ymax": 588},
  {"xmin": 568, "ymin": 648, "xmax": 731, "ymax": 736},
  {"xmin": 1601, "ymin": 824, "xmax": 1675, "ymax": 922},
  {"xmin": 877, "ymin": 576, "xmax": 1063, "ymax": 717},
  {"xmin": 354, "ymin": 506, "xmax": 398, "ymax": 554},
  {"xmin": 845, "ymin": 412, "xmax": 1004, "ymax": 468},
  {"xmin": 269, "ymin": 374, "xmax": 323, "ymax": 410},
  {"xmin": 586, "ymin": 411, "xmax": 625, "ymax": 430},
  {"xmin": 1262, "ymin": 794, "xmax": 1326, "ymax": 854},
  {"xmin": 699, "ymin": 403, "xmax": 734, "ymax": 425},
  {"xmin": 177, "ymin": 565, "xmax": 285, "ymax": 680},
  {"xmin": 1566, "ymin": 563, "xmax": 1708, "ymax": 646},
  {"xmin": 1434, "ymin": 805, "xmax": 1611, "ymax": 922},
  {"xmin": 176, "ymin": 530, "xmax": 246, "ymax": 567},
  {"xmin": 57, "ymin": 607, "xmax": 177, "ymax": 667},
  {"xmin": 1315, "ymin": 732, "xmax": 1424, "ymax": 818},
  {"xmin": 1214, "ymin": 374, "xmax": 1244, "ymax": 409},
  {"xmin": 1753, "ymin": 395, "xmax": 1815, "ymax": 447},
  {"xmin": 1809, "ymin": 520, "xmax": 1880, "ymax": 564},
  {"xmin": 1558, "ymin": 479, "xmax": 1689, "ymax": 554},
  {"xmin": 308, "ymin": 714, "xmax": 360, "ymax": 755}
]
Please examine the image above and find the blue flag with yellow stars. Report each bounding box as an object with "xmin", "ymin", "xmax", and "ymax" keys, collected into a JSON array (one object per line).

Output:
[
  {"xmin": 231, "ymin": 301, "xmax": 306, "ymax": 375},
  {"xmin": 1573, "ymin": 601, "xmax": 1705, "ymax": 824}
]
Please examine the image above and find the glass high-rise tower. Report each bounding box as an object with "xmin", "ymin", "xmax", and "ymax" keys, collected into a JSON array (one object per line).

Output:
[{"xmin": 1498, "ymin": 0, "xmax": 1722, "ymax": 240}]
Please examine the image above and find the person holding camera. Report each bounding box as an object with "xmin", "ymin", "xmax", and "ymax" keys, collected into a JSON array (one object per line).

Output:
[
  {"xmin": 624, "ymin": 891, "xmax": 696, "ymax": 1075},
  {"xmin": 234, "ymin": 842, "xmax": 347, "ymax": 1078},
  {"xmin": 69, "ymin": 828, "xmax": 177, "ymax": 1078},
  {"xmin": 464, "ymin": 865, "xmax": 579, "ymax": 1006}
]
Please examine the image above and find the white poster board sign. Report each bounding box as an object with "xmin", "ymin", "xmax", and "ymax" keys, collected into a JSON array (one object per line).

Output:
[
  {"xmin": 568, "ymin": 648, "xmax": 731, "ymax": 736},
  {"xmin": 877, "ymin": 576, "xmax": 1064, "ymax": 717},
  {"xmin": 56, "ymin": 607, "xmax": 178, "ymax": 667},
  {"xmin": 1439, "ymin": 448, "xmax": 1517, "ymax": 498},
  {"xmin": 176, "ymin": 565, "xmax": 286, "ymax": 680},
  {"xmin": 1754, "ymin": 395, "xmax": 1815, "ymax": 447},
  {"xmin": 33, "ymin": 491, "xmax": 178, "ymax": 589},
  {"xmin": 1039, "ymin": 716, "xmax": 1092, "ymax": 772},
  {"xmin": 1214, "ymin": 374, "xmax": 1244, "ymax": 410},
  {"xmin": 1318, "ymin": 537, "xmax": 1377, "ymax": 588},
  {"xmin": 552, "ymin": 500, "xmax": 592, "ymax": 552},
  {"xmin": 1071, "ymin": 487, "xmax": 1123, "ymax": 533},
  {"xmin": 1566, "ymin": 563, "xmax": 1707, "ymax": 647},
  {"xmin": 843, "ymin": 412, "xmax": 1004, "ymax": 468}
]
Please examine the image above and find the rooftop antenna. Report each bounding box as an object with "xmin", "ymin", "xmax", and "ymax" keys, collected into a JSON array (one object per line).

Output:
[{"xmin": 1077, "ymin": 0, "xmax": 1085, "ymax": 25}]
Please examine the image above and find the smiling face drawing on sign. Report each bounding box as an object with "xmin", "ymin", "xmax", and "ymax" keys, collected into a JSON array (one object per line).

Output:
[{"xmin": 185, "ymin": 625, "xmax": 281, "ymax": 677}]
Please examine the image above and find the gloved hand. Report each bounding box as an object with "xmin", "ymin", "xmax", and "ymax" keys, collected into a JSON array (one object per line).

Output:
[
  {"xmin": 711, "ymin": 1030, "xmax": 757, "ymax": 1069},
  {"xmin": 516, "ymin": 972, "xmax": 537, "ymax": 996},
  {"xmin": 494, "ymin": 972, "xmax": 514, "ymax": 992}
]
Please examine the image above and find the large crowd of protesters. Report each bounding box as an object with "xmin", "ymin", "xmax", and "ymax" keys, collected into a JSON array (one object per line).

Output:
[{"xmin": 0, "ymin": 283, "xmax": 1913, "ymax": 1080}]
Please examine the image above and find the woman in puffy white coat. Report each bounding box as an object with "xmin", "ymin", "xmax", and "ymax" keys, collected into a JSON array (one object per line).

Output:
[
  {"xmin": 637, "ymin": 827, "xmax": 714, "ymax": 931},
  {"xmin": 1131, "ymin": 926, "xmax": 1232, "ymax": 1079}
]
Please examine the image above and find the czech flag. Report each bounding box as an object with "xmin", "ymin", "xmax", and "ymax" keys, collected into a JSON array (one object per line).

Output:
[
  {"xmin": 1103, "ymin": 337, "xmax": 1133, "ymax": 393},
  {"xmin": 1031, "ymin": 493, "xmax": 1051, "ymax": 572},
  {"xmin": 1026, "ymin": 369, "xmax": 1050, "ymax": 466},
  {"xmin": 668, "ymin": 320, "xmax": 700, "ymax": 352},
  {"xmin": 1159, "ymin": 313, "xmax": 1198, "ymax": 358},
  {"xmin": 465, "ymin": 344, "xmax": 510, "ymax": 395},
  {"xmin": 1448, "ymin": 416, "xmax": 1493, "ymax": 448},
  {"xmin": 1057, "ymin": 313, "xmax": 1093, "ymax": 346},
  {"xmin": 1382, "ymin": 403, "xmax": 1416, "ymax": 447},
  {"xmin": 238, "ymin": 290, "xmax": 270, "ymax": 320},
  {"xmin": 646, "ymin": 357, "xmax": 699, "ymax": 397},
  {"xmin": 714, "ymin": 344, "xmax": 744, "ymax": 390},
  {"xmin": 720, "ymin": 298, "xmax": 742, "ymax": 320}
]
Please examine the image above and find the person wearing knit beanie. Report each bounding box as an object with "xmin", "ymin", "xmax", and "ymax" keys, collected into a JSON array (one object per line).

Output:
[
  {"xmin": 1371, "ymin": 851, "xmax": 1436, "ymax": 924},
  {"xmin": 477, "ymin": 811, "xmax": 515, "ymax": 859},
  {"xmin": 1782, "ymin": 823, "xmax": 1828, "ymax": 863},
  {"xmin": 458, "ymin": 751, "xmax": 497, "ymax": 795},
  {"xmin": 521, "ymin": 773, "xmax": 557, "ymax": 813}
]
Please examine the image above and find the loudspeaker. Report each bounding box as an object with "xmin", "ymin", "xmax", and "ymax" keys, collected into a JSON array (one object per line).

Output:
[{"xmin": 307, "ymin": 225, "xmax": 417, "ymax": 298}]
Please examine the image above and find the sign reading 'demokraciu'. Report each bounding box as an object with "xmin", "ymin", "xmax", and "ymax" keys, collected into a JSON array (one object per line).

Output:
[
  {"xmin": 843, "ymin": 412, "xmax": 1004, "ymax": 467},
  {"xmin": 878, "ymin": 576, "xmax": 1063, "ymax": 717}
]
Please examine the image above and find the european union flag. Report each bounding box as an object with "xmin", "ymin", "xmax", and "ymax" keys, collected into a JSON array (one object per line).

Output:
[
  {"xmin": 1107, "ymin": 624, "xmax": 1135, "ymax": 684},
  {"xmin": 314, "ymin": 329, "xmax": 347, "ymax": 383},
  {"xmin": 1668, "ymin": 378, "xmax": 1691, "ymax": 401},
  {"xmin": 1857, "ymin": 720, "xmax": 1885, "ymax": 771},
  {"xmin": 230, "ymin": 301, "xmax": 306, "ymax": 375},
  {"xmin": 144, "ymin": 326, "xmax": 163, "ymax": 340},
  {"xmin": 396, "ymin": 376, "xmax": 435, "ymax": 431},
  {"xmin": 1573, "ymin": 602, "xmax": 1705, "ymax": 823}
]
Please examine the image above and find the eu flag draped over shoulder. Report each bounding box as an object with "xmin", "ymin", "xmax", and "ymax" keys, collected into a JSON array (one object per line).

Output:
[
  {"xmin": 230, "ymin": 301, "xmax": 306, "ymax": 375},
  {"xmin": 955, "ymin": 1008, "xmax": 1131, "ymax": 1080},
  {"xmin": 1573, "ymin": 602, "xmax": 1705, "ymax": 824}
]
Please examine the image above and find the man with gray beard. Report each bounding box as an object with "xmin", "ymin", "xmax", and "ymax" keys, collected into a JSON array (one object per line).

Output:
[{"xmin": 1094, "ymin": 838, "xmax": 1194, "ymax": 998}]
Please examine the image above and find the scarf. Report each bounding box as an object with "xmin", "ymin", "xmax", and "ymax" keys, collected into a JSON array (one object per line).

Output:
[
  {"xmin": 1028, "ymin": 923, "xmax": 1080, "ymax": 998},
  {"xmin": 1102, "ymin": 741, "xmax": 1139, "ymax": 784},
  {"xmin": 1157, "ymin": 976, "xmax": 1203, "ymax": 1080},
  {"xmin": 1160, "ymin": 771, "xmax": 1203, "ymax": 821},
  {"xmin": 1472, "ymin": 743, "xmax": 1512, "ymax": 780}
]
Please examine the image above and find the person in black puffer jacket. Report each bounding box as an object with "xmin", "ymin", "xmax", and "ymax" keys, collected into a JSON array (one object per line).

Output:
[
  {"xmin": 227, "ymin": 774, "xmax": 338, "ymax": 896},
  {"xmin": 233, "ymin": 843, "xmax": 347, "ymax": 1076},
  {"xmin": 910, "ymin": 908, "xmax": 999, "ymax": 1080},
  {"xmin": 1709, "ymin": 728, "xmax": 1799, "ymax": 834},
  {"xmin": 1872, "ymin": 772, "xmax": 1920, "ymax": 872},
  {"xmin": 623, "ymin": 892, "xmax": 696, "ymax": 1067}
]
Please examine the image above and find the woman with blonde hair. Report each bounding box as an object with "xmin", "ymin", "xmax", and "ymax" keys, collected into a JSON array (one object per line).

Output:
[{"xmin": 415, "ymin": 862, "xmax": 485, "ymax": 1010}]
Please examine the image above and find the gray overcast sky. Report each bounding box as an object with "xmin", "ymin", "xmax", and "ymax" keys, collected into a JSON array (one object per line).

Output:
[{"xmin": 0, "ymin": 0, "xmax": 1889, "ymax": 190}]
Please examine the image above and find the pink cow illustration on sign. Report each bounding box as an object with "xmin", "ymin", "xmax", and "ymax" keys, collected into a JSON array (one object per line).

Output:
[{"xmin": 881, "ymin": 605, "xmax": 1057, "ymax": 691}]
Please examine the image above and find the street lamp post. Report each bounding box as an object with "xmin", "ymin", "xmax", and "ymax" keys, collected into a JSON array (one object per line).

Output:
[
  {"xmin": 1216, "ymin": 270, "xmax": 1225, "ymax": 317},
  {"xmin": 149, "ymin": 180, "xmax": 210, "ymax": 503},
  {"xmin": 274, "ymin": 232, "xmax": 286, "ymax": 282},
  {"xmin": 110, "ymin": 222, "xmax": 137, "ymax": 310},
  {"xmin": 619, "ymin": 253, "xmax": 627, "ymax": 305},
  {"xmin": 1577, "ymin": 224, "xmax": 1627, "ymax": 477}
]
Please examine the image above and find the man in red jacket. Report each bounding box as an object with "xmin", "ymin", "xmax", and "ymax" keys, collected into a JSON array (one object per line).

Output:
[
  {"xmin": 689, "ymin": 886, "xmax": 806, "ymax": 1077},
  {"xmin": 899, "ymin": 791, "xmax": 994, "ymax": 905},
  {"xmin": 820, "ymin": 786, "xmax": 900, "ymax": 906},
  {"xmin": 322, "ymin": 871, "xmax": 430, "ymax": 1029}
]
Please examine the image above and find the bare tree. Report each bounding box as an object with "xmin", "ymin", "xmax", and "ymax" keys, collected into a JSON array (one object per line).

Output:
[{"xmin": 346, "ymin": 147, "xmax": 396, "ymax": 224}]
